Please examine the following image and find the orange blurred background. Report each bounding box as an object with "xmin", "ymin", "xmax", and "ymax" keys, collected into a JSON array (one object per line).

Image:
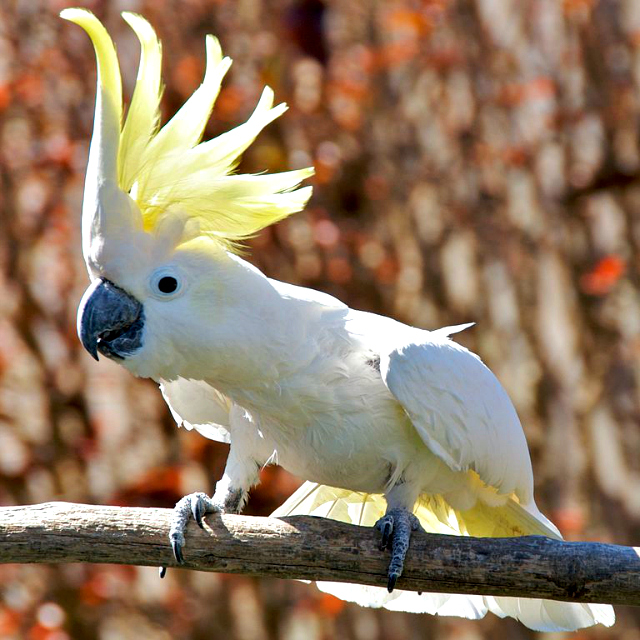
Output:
[{"xmin": 1, "ymin": 0, "xmax": 639, "ymax": 638}]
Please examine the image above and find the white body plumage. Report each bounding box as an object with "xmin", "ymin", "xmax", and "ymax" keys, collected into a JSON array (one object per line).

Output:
[{"xmin": 154, "ymin": 254, "xmax": 525, "ymax": 511}]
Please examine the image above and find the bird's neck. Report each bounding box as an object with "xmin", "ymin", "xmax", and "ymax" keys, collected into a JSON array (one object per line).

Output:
[
  {"xmin": 200, "ymin": 256, "xmax": 349, "ymax": 403},
  {"xmin": 172, "ymin": 254, "xmax": 337, "ymax": 393}
]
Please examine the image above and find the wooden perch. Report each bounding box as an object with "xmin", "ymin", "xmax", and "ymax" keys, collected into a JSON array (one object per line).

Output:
[{"xmin": 0, "ymin": 502, "xmax": 638, "ymax": 606}]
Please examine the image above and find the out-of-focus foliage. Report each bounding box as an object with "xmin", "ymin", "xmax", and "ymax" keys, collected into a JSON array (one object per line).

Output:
[{"xmin": 1, "ymin": 0, "xmax": 639, "ymax": 638}]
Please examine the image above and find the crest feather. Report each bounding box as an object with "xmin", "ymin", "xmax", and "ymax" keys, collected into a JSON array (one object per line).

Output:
[
  {"xmin": 60, "ymin": 8, "xmax": 122, "ymax": 187},
  {"xmin": 62, "ymin": 9, "xmax": 314, "ymax": 254},
  {"xmin": 119, "ymin": 12, "xmax": 163, "ymax": 192},
  {"xmin": 140, "ymin": 35, "xmax": 231, "ymax": 194}
]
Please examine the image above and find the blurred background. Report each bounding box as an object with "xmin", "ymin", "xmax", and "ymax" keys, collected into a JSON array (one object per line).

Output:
[{"xmin": 1, "ymin": 0, "xmax": 639, "ymax": 637}]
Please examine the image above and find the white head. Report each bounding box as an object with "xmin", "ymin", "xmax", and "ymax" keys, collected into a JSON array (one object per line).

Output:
[{"xmin": 62, "ymin": 9, "xmax": 313, "ymax": 379}]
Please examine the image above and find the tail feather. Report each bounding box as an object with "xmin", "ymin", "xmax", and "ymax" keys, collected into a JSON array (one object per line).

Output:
[
  {"xmin": 272, "ymin": 481, "xmax": 615, "ymax": 631},
  {"xmin": 486, "ymin": 597, "xmax": 615, "ymax": 632},
  {"xmin": 454, "ymin": 494, "xmax": 561, "ymax": 539}
]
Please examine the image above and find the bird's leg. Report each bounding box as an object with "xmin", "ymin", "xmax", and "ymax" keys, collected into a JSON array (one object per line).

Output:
[
  {"xmin": 160, "ymin": 454, "xmax": 257, "ymax": 578},
  {"xmin": 375, "ymin": 481, "xmax": 423, "ymax": 592}
]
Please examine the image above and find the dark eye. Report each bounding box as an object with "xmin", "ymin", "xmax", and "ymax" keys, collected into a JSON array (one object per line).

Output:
[
  {"xmin": 150, "ymin": 269, "xmax": 183, "ymax": 298},
  {"xmin": 158, "ymin": 276, "xmax": 178, "ymax": 294}
]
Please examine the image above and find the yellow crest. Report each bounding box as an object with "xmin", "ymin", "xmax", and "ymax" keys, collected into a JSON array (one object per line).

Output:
[{"xmin": 60, "ymin": 8, "xmax": 313, "ymax": 253}]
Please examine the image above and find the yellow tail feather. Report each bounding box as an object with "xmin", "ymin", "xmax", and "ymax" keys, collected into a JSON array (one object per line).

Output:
[
  {"xmin": 272, "ymin": 481, "xmax": 613, "ymax": 631},
  {"xmin": 272, "ymin": 480, "xmax": 560, "ymax": 539}
]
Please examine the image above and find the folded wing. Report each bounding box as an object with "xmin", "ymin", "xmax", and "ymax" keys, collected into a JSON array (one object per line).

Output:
[{"xmin": 381, "ymin": 326, "xmax": 534, "ymax": 504}]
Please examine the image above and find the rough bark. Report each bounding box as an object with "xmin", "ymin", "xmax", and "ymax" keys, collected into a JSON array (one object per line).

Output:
[{"xmin": 1, "ymin": 502, "xmax": 638, "ymax": 606}]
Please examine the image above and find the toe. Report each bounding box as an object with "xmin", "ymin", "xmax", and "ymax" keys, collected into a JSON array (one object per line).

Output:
[
  {"xmin": 380, "ymin": 519, "xmax": 393, "ymax": 550},
  {"xmin": 191, "ymin": 493, "xmax": 208, "ymax": 529},
  {"xmin": 170, "ymin": 531, "xmax": 185, "ymax": 564},
  {"xmin": 375, "ymin": 515, "xmax": 394, "ymax": 550},
  {"xmin": 387, "ymin": 572, "xmax": 399, "ymax": 593},
  {"xmin": 409, "ymin": 513, "xmax": 423, "ymax": 532}
]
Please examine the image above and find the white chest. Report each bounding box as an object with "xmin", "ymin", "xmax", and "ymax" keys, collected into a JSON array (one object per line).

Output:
[{"xmin": 225, "ymin": 365, "xmax": 423, "ymax": 493}]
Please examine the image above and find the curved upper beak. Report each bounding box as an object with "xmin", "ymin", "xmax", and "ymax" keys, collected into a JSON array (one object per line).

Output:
[{"xmin": 77, "ymin": 278, "xmax": 144, "ymax": 361}]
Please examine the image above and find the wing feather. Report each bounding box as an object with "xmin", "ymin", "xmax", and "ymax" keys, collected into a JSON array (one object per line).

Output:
[{"xmin": 380, "ymin": 328, "xmax": 534, "ymax": 503}]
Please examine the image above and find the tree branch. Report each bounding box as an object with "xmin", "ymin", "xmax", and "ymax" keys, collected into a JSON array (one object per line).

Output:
[{"xmin": 0, "ymin": 502, "xmax": 638, "ymax": 606}]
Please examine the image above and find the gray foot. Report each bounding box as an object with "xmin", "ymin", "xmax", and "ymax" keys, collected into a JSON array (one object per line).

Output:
[
  {"xmin": 159, "ymin": 492, "xmax": 219, "ymax": 578},
  {"xmin": 375, "ymin": 508, "xmax": 422, "ymax": 592}
]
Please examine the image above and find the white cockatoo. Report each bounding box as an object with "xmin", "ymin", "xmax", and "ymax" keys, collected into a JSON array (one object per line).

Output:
[{"xmin": 62, "ymin": 8, "xmax": 614, "ymax": 631}]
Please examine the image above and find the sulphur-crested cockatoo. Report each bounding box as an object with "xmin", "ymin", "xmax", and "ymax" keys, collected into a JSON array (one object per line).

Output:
[{"xmin": 62, "ymin": 9, "xmax": 613, "ymax": 631}]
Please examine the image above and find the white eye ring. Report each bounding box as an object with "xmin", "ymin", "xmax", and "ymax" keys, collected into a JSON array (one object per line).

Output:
[{"xmin": 150, "ymin": 268, "xmax": 183, "ymax": 299}]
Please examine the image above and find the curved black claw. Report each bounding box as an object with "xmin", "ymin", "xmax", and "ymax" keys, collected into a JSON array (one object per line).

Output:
[
  {"xmin": 171, "ymin": 533, "xmax": 185, "ymax": 564},
  {"xmin": 376, "ymin": 514, "xmax": 394, "ymax": 550},
  {"xmin": 374, "ymin": 509, "xmax": 423, "ymax": 593},
  {"xmin": 159, "ymin": 566, "xmax": 167, "ymax": 579},
  {"xmin": 192, "ymin": 494, "xmax": 209, "ymax": 529}
]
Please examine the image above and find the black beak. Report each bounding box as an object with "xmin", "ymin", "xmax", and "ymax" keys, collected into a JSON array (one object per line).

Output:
[{"xmin": 77, "ymin": 278, "xmax": 144, "ymax": 361}]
